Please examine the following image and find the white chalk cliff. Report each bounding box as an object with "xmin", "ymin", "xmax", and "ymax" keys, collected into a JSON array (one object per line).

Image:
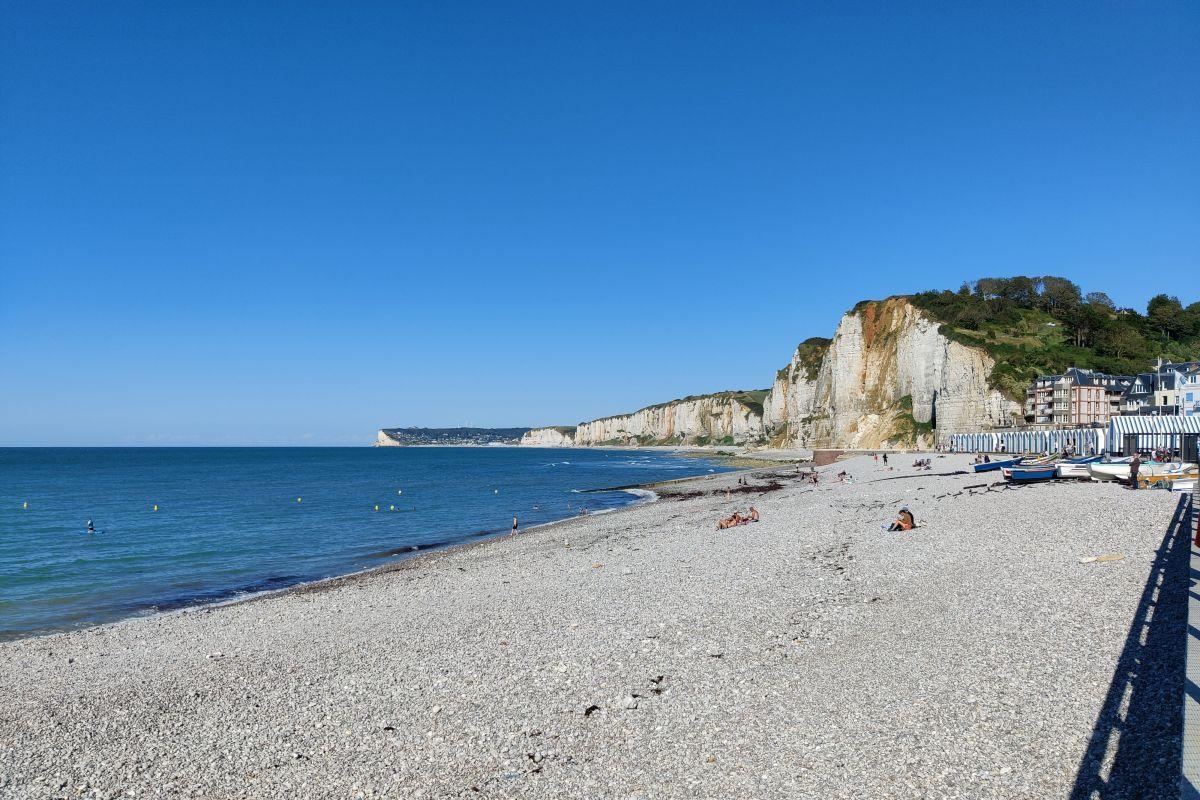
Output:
[
  {"xmin": 520, "ymin": 427, "xmax": 577, "ymax": 447},
  {"xmin": 763, "ymin": 297, "xmax": 1020, "ymax": 449},
  {"xmin": 521, "ymin": 393, "xmax": 767, "ymax": 447},
  {"xmin": 517, "ymin": 297, "xmax": 1020, "ymax": 450}
]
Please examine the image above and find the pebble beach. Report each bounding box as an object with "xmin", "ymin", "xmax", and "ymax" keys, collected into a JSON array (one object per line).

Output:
[{"xmin": 0, "ymin": 454, "xmax": 1187, "ymax": 799}]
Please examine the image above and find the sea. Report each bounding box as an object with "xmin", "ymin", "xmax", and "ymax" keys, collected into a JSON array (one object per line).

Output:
[{"xmin": 0, "ymin": 447, "xmax": 730, "ymax": 640}]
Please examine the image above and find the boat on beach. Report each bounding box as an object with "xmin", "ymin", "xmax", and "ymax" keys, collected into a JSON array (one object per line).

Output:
[
  {"xmin": 1003, "ymin": 454, "xmax": 1104, "ymax": 483},
  {"xmin": 1055, "ymin": 455, "xmax": 1104, "ymax": 479},
  {"xmin": 1135, "ymin": 465, "xmax": 1199, "ymax": 490},
  {"xmin": 972, "ymin": 457, "xmax": 1020, "ymax": 473},
  {"xmin": 1005, "ymin": 464, "xmax": 1058, "ymax": 482},
  {"xmin": 1088, "ymin": 458, "xmax": 1195, "ymax": 483},
  {"xmin": 1085, "ymin": 457, "xmax": 1134, "ymax": 482}
]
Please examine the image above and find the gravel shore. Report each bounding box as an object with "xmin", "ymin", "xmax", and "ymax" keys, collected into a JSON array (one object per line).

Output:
[{"xmin": 0, "ymin": 454, "xmax": 1187, "ymax": 799}]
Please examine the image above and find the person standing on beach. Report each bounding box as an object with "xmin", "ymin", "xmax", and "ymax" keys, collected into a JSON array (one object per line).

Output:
[
  {"xmin": 511, "ymin": 514, "xmax": 519, "ymax": 536},
  {"xmin": 1128, "ymin": 454, "xmax": 1141, "ymax": 490},
  {"xmin": 882, "ymin": 452, "xmax": 888, "ymax": 465}
]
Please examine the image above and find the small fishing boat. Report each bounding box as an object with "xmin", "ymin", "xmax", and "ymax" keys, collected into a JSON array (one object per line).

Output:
[
  {"xmin": 1055, "ymin": 455, "xmax": 1103, "ymax": 479},
  {"xmin": 1089, "ymin": 459, "xmax": 1195, "ymax": 483},
  {"xmin": 1087, "ymin": 457, "xmax": 1134, "ymax": 482},
  {"xmin": 1000, "ymin": 455, "xmax": 1057, "ymax": 480},
  {"xmin": 972, "ymin": 457, "xmax": 1020, "ymax": 473},
  {"xmin": 1006, "ymin": 464, "xmax": 1058, "ymax": 483},
  {"xmin": 1137, "ymin": 466, "xmax": 1199, "ymax": 490}
]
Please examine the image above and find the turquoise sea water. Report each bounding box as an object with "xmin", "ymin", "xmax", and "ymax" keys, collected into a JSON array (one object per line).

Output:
[{"xmin": 0, "ymin": 447, "xmax": 729, "ymax": 639}]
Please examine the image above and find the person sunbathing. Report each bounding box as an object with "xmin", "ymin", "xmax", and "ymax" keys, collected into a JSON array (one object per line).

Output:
[{"xmin": 887, "ymin": 507, "xmax": 915, "ymax": 532}]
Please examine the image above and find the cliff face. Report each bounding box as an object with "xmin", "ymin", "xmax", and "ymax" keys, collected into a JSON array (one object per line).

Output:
[
  {"xmin": 520, "ymin": 427, "xmax": 577, "ymax": 447},
  {"xmin": 576, "ymin": 393, "xmax": 765, "ymax": 446},
  {"xmin": 763, "ymin": 297, "xmax": 1020, "ymax": 449},
  {"xmin": 521, "ymin": 394, "xmax": 766, "ymax": 447}
]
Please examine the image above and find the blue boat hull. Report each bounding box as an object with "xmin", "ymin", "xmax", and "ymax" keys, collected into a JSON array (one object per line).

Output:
[
  {"xmin": 1008, "ymin": 466, "xmax": 1057, "ymax": 482},
  {"xmin": 973, "ymin": 458, "xmax": 1020, "ymax": 473}
]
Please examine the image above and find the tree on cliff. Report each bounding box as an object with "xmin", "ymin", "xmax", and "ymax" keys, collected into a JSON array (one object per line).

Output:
[
  {"xmin": 1147, "ymin": 294, "xmax": 1185, "ymax": 341},
  {"xmin": 909, "ymin": 275, "xmax": 1200, "ymax": 401}
]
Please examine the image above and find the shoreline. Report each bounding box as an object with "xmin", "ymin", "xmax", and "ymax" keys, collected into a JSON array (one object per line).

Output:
[
  {"xmin": 2, "ymin": 454, "xmax": 1181, "ymax": 798},
  {"xmin": 2, "ymin": 457, "xmax": 758, "ymax": 645}
]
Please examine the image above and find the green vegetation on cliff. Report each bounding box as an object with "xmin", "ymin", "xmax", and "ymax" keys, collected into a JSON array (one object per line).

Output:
[
  {"xmin": 643, "ymin": 389, "xmax": 769, "ymax": 416},
  {"xmin": 905, "ymin": 277, "xmax": 1200, "ymax": 401},
  {"xmin": 795, "ymin": 337, "xmax": 832, "ymax": 381}
]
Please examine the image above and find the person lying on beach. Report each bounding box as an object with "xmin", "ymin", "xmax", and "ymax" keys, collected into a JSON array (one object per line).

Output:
[
  {"xmin": 886, "ymin": 507, "xmax": 915, "ymax": 532},
  {"xmin": 717, "ymin": 511, "xmax": 759, "ymax": 529},
  {"xmin": 717, "ymin": 513, "xmax": 742, "ymax": 530}
]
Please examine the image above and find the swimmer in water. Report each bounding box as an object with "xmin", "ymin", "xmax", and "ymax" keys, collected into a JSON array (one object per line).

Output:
[{"xmin": 86, "ymin": 519, "xmax": 95, "ymax": 534}]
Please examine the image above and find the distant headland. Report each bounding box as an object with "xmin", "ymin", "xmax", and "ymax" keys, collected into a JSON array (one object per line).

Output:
[{"xmin": 375, "ymin": 427, "xmax": 531, "ymax": 447}]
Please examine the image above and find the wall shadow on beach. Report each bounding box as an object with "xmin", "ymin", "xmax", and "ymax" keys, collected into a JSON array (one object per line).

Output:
[{"xmin": 1068, "ymin": 494, "xmax": 1189, "ymax": 800}]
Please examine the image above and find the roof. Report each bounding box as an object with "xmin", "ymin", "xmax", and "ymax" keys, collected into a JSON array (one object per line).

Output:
[
  {"xmin": 1109, "ymin": 415, "xmax": 1200, "ymax": 435},
  {"xmin": 1039, "ymin": 368, "xmax": 1135, "ymax": 388}
]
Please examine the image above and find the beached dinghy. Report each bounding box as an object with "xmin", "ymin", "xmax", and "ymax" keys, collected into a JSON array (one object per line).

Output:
[
  {"xmin": 1000, "ymin": 455, "xmax": 1057, "ymax": 480},
  {"xmin": 1088, "ymin": 459, "xmax": 1194, "ymax": 482},
  {"xmin": 1005, "ymin": 464, "xmax": 1058, "ymax": 483},
  {"xmin": 1086, "ymin": 458, "xmax": 1134, "ymax": 482},
  {"xmin": 973, "ymin": 458, "xmax": 1020, "ymax": 473},
  {"xmin": 1055, "ymin": 455, "xmax": 1103, "ymax": 479},
  {"xmin": 1136, "ymin": 466, "xmax": 1199, "ymax": 490}
]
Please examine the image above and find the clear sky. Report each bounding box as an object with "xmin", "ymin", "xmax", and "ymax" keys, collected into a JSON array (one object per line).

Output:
[{"xmin": 2, "ymin": 1, "xmax": 1197, "ymax": 445}]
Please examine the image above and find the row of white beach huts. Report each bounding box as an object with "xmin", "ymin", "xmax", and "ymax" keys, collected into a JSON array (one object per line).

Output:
[{"xmin": 944, "ymin": 416, "xmax": 1200, "ymax": 455}]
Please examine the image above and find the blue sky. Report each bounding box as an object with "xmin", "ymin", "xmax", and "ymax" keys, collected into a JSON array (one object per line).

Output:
[{"xmin": 2, "ymin": 1, "xmax": 1197, "ymax": 445}]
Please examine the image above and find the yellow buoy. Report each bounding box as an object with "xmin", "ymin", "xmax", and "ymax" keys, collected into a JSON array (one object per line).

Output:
[
  {"xmin": 389, "ymin": 504, "xmax": 395, "ymax": 511},
  {"xmin": 494, "ymin": 489, "xmax": 498, "ymax": 494},
  {"xmin": 153, "ymin": 504, "xmax": 158, "ymax": 512},
  {"xmin": 374, "ymin": 504, "xmax": 379, "ymax": 512},
  {"xmin": 397, "ymin": 489, "xmax": 402, "ymax": 495},
  {"xmin": 297, "ymin": 497, "xmax": 302, "ymax": 503},
  {"xmin": 22, "ymin": 501, "xmax": 28, "ymax": 509}
]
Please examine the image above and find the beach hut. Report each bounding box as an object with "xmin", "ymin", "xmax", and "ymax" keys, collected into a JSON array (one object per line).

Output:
[{"xmin": 1106, "ymin": 415, "xmax": 1200, "ymax": 453}]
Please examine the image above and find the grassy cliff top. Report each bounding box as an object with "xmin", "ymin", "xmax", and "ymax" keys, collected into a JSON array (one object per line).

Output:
[{"xmin": 887, "ymin": 277, "xmax": 1200, "ymax": 401}]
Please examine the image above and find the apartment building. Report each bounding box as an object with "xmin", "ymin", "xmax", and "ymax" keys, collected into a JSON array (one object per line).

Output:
[{"xmin": 1024, "ymin": 368, "xmax": 1132, "ymax": 426}]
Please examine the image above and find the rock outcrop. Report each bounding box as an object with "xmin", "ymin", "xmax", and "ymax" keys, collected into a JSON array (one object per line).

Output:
[
  {"xmin": 520, "ymin": 427, "xmax": 577, "ymax": 447},
  {"xmin": 763, "ymin": 297, "xmax": 1021, "ymax": 449}
]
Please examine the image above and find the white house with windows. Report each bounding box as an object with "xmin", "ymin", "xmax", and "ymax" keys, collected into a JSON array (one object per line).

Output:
[{"xmin": 1180, "ymin": 365, "xmax": 1200, "ymax": 417}]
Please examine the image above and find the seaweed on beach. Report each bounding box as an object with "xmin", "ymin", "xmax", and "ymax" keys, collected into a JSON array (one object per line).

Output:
[
  {"xmin": 664, "ymin": 480, "xmax": 784, "ymax": 501},
  {"xmin": 728, "ymin": 480, "xmax": 785, "ymax": 494}
]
